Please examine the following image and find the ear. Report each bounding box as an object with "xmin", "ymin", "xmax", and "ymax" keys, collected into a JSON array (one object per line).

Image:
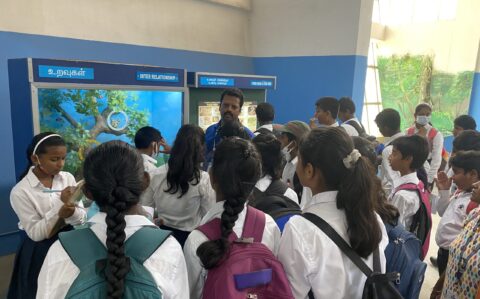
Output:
[
  {"xmin": 469, "ymin": 169, "xmax": 479, "ymax": 181},
  {"xmin": 31, "ymin": 154, "xmax": 40, "ymax": 165},
  {"xmin": 304, "ymin": 162, "xmax": 315, "ymax": 180}
]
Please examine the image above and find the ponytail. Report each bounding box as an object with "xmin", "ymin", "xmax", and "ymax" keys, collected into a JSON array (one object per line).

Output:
[
  {"xmin": 299, "ymin": 127, "xmax": 382, "ymax": 258},
  {"xmin": 196, "ymin": 137, "xmax": 261, "ymax": 269},
  {"xmin": 83, "ymin": 141, "xmax": 146, "ymax": 299},
  {"xmin": 336, "ymin": 157, "xmax": 382, "ymax": 258}
]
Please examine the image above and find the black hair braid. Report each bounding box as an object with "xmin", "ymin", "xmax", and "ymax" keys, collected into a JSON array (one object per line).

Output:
[
  {"xmin": 197, "ymin": 137, "xmax": 261, "ymax": 269},
  {"xmin": 82, "ymin": 141, "xmax": 147, "ymax": 299},
  {"xmin": 105, "ymin": 187, "xmax": 131, "ymax": 299}
]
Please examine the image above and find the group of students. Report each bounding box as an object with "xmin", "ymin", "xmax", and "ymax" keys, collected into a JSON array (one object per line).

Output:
[{"xmin": 6, "ymin": 87, "xmax": 480, "ymax": 299}]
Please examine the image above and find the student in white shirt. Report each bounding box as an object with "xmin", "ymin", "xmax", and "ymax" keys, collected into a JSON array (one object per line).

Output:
[
  {"xmin": 252, "ymin": 133, "xmax": 299, "ymax": 204},
  {"xmin": 388, "ymin": 135, "xmax": 429, "ymax": 229},
  {"xmin": 254, "ymin": 102, "xmax": 275, "ymax": 136},
  {"xmin": 183, "ymin": 137, "xmax": 281, "ymax": 299},
  {"xmin": 8, "ymin": 132, "xmax": 85, "ymax": 299},
  {"xmin": 405, "ymin": 103, "xmax": 444, "ymax": 188},
  {"xmin": 134, "ymin": 126, "xmax": 171, "ymax": 173},
  {"xmin": 374, "ymin": 108, "xmax": 404, "ymax": 196},
  {"xmin": 37, "ymin": 140, "xmax": 188, "ymax": 299},
  {"xmin": 278, "ymin": 127, "xmax": 389, "ymax": 299},
  {"xmin": 452, "ymin": 115, "xmax": 477, "ymax": 137},
  {"xmin": 278, "ymin": 121, "xmax": 310, "ymax": 201},
  {"xmin": 141, "ymin": 124, "xmax": 216, "ymax": 246},
  {"xmin": 309, "ymin": 96, "xmax": 339, "ymax": 129},
  {"xmin": 434, "ymin": 151, "xmax": 480, "ymax": 275},
  {"xmin": 338, "ymin": 97, "xmax": 364, "ymax": 137}
]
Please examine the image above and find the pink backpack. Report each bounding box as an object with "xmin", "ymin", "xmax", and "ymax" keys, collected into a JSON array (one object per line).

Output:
[
  {"xmin": 393, "ymin": 181, "xmax": 432, "ymax": 260},
  {"xmin": 197, "ymin": 206, "xmax": 294, "ymax": 299}
]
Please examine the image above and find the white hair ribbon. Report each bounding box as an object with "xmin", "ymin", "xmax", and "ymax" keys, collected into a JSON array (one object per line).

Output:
[{"xmin": 343, "ymin": 149, "xmax": 362, "ymax": 169}]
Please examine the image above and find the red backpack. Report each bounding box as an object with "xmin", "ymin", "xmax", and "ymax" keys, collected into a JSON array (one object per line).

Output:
[
  {"xmin": 392, "ymin": 181, "xmax": 432, "ymax": 260},
  {"xmin": 196, "ymin": 206, "xmax": 294, "ymax": 299}
]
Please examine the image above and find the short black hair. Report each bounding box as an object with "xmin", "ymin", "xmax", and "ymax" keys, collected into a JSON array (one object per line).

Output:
[
  {"xmin": 391, "ymin": 135, "xmax": 429, "ymax": 171},
  {"xmin": 454, "ymin": 115, "xmax": 477, "ymax": 131},
  {"xmin": 339, "ymin": 97, "xmax": 356, "ymax": 113},
  {"xmin": 450, "ymin": 150, "xmax": 480, "ymax": 176},
  {"xmin": 255, "ymin": 102, "xmax": 275, "ymax": 123},
  {"xmin": 415, "ymin": 103, "xmax": 432, "ymax": 114},
  {"xmin": 315, "ymin": 97, "xmax": 339, "ymax": 119},
  {"xmin": 134, "ymin": 126, "xmax": 162, "ymax": 149},
  {"xmin": 375, "ymin": 109, "xmax": 401, "ymax": 131},
  {"xmin": 220, "ymin": 88, "xmax": 244, "ymax": 108},
  {"xmin": 452, "ymin": 130, "xmax": 480, "ymax": 153}
]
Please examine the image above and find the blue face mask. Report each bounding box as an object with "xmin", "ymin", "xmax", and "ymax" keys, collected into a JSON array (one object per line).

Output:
[{"xmin": 416, "ymin": 115, "xmax": 431, "ymax": 126}]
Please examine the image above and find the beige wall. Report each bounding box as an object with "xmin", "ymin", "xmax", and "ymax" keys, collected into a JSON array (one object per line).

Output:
[
  {"xmin": 249, "ymin": 0, "xmax": 373, "ymax": 57},
  {"xmin": 0, "ymin": 0, "xmax": 251, "ymax": 56},
  {"xmin": 376, "ymin": 0, "xmax": 480, "ymax": 73}
]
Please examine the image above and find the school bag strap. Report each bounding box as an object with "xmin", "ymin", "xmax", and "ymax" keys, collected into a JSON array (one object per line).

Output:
[
  {"xmin": 125, "ymin": 226, "xmax": 172, "ymax": 264},
  {"xmin": 264, "ymin": 179, "xmax": 289, "ymax": 196},
  {"xmin": 303, "ymin": 213, "xmax": 374, "ymax": 275},
  {"xmin": 59, "ymin": 228, "xmax": 107, "ymax": 269},
  {"xmin": 58, "ymin": 226, "xmax": 171, "ymax": 270},
  {"xmin": 197, "ymin": 206, "xmax": 266, "ymax": 243}
]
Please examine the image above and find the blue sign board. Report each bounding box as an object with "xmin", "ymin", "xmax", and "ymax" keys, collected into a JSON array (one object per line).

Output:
[
  {"xmin": 136, "ymin": 71, "xmax": 179, "ymax": 83},
  {"xmin": 39, "ymin": 65, "xmax": 94, "ymax": 80},
  {"xmin": 31, "ymin": 59, "xmax": 185, "ymax": 88},
  {"xmin": 192, "ymin": 73, "xmax": 276, "ymax": 90},
  {"xmin": 199, "ymin": 76, "xmax": 234, "ymax": 87}
]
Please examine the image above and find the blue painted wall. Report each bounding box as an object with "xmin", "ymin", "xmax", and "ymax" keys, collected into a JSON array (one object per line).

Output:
[
  {"xmin": 469, "ymin": 72, "xmax": 480, "ymax": 127},
  {"xmin": 0, "ymin": 31, "xmax": 255, "ymax": 254},
  {"xmin": 253, "ymin": 55, "xmax": 367, "ymax": 123}
]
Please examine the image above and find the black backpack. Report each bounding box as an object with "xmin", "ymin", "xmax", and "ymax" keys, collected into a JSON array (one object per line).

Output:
[
  {"xmin": 250, "ymin": 179, "xmax": 301, "ymax": 232},
  {"xmin": 304, "ymin": 213, "xmax": 403, "ymax": 299},
  {"xmin": 254, "ymin": 127, "xmax": 276, "ymax": 137},
  {"xmin": 344, "ymin": 119, "xmax": 377, "ymax": 142}
]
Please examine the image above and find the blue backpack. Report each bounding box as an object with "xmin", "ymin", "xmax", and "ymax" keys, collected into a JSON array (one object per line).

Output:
[
  {"xmin": 385, "ymin": 222, "xmax": 426, "ymax": 299},
  {"xmin": 58, "ymin": 226, "xmax": 171, "ymax": 299}
]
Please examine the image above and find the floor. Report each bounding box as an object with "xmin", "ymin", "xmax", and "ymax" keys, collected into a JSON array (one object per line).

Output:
[{"xmin": 419, "ymin": 213, "xmax": 441, "ymax": 299}]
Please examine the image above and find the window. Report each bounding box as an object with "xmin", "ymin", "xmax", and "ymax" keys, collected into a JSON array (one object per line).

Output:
[
  {"xmin": 375, "ymin": 0, "xmax": 458, "ymax": 26},
  {"xmin": 362, "ymin": 41, "xmax": 383, "ymax": 136}
]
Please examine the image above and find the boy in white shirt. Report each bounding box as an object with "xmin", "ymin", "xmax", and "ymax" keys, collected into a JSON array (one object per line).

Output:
[
  {"xmin": 434, "ymin": 151, "xmax": 480, "ymax": 275},
  {"xmin": 388, "ymin": 135, "xmax": 429, "ymax": 229},
  {"xmin": 309, "ymin": 96, "xmax": 339, "ymax": 129},
  {"xmin": 375, "ymin": 108, "xmax": 404, "ymax": 196},
  {"xmin": 134, "ymin": 126, "xmax": 170, "ymax": 173}
]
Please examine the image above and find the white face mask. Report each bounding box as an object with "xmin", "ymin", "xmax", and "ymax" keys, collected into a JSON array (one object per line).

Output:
[
  {"xmin": 416, "ymin": 115, "xmax": 430, "ymax": 126},
  {"xmin": 282, "ymin": 141, "xmax": 294, "ymax": 162}
]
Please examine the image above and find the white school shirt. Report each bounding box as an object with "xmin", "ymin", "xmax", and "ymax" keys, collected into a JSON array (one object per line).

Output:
[
  {"xmin": 255, "ymin": 175, "xmax": 299, "ymax": 204},
  {"xmin": 278, "ymin": 191, "xmax": 389, "ymax": 299},
  {"xmin": 435, "ymin": 189, "xmax": 472, "ymax": 249},
  {"xmin": 340, "ymin": 118, "xmax": 361, "ymax": 137},
  {"xmin": 140, "ymin": 165, "xmax": 216, "ymax": 231},
  {"xmin": 407, "ymin": 125, "xmax": 444, "ymax": 183},
  {"xmin": 253, "ymin": 124, "xmax": 274, "ymax": 136},
  {"xmin": 36, "ymin": 213, "xmax": 189, "ymax": 299},
  {"xmin": 142, "ymin": 153, "xmax": 158, "ymax": 173},
  {"xmin": 183, "ymin": 201, "xmax": 281, "ymax": 299},
  {"xmin": 10, "ymin": 168, "xmax": 85, "ymax": 242},
  {"xmin": 379, "ymin": 132, "xmax": 404, "ymax": 196},
  {"xmin": 388, "ymin": 172, "xmax": 421, "ymax": 229},
  {"xmin": 281, "ymin": 156, "xmax": 298, "ymax": 186}
]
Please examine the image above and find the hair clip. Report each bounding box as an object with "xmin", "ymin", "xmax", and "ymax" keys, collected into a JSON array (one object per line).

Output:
[{"xmin": 343, "ymin": 149, "xmax": 362, "ymax": 169}]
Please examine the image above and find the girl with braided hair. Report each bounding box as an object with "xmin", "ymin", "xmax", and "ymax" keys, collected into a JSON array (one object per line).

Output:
[
  {"xmin": 37, "ymin": 141, "xmax": 188, "ymax": 299},
  {"xmin": 183, "ymin": 137, "xmax": 281, "ymax": 299},
  {"xmin": 278, "ymin": 127, "xmax": 389, "ymax": 299}
]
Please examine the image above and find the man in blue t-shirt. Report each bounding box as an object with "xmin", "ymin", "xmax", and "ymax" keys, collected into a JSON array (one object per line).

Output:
[{"xmin": 204, "ymin": 88, "xmax": 254, "ymax": 168}]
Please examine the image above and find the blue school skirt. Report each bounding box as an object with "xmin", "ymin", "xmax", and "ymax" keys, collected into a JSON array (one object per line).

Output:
[{"xmin": 7, "ymin": 225, "xmax": 73, "ymax": 299}]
